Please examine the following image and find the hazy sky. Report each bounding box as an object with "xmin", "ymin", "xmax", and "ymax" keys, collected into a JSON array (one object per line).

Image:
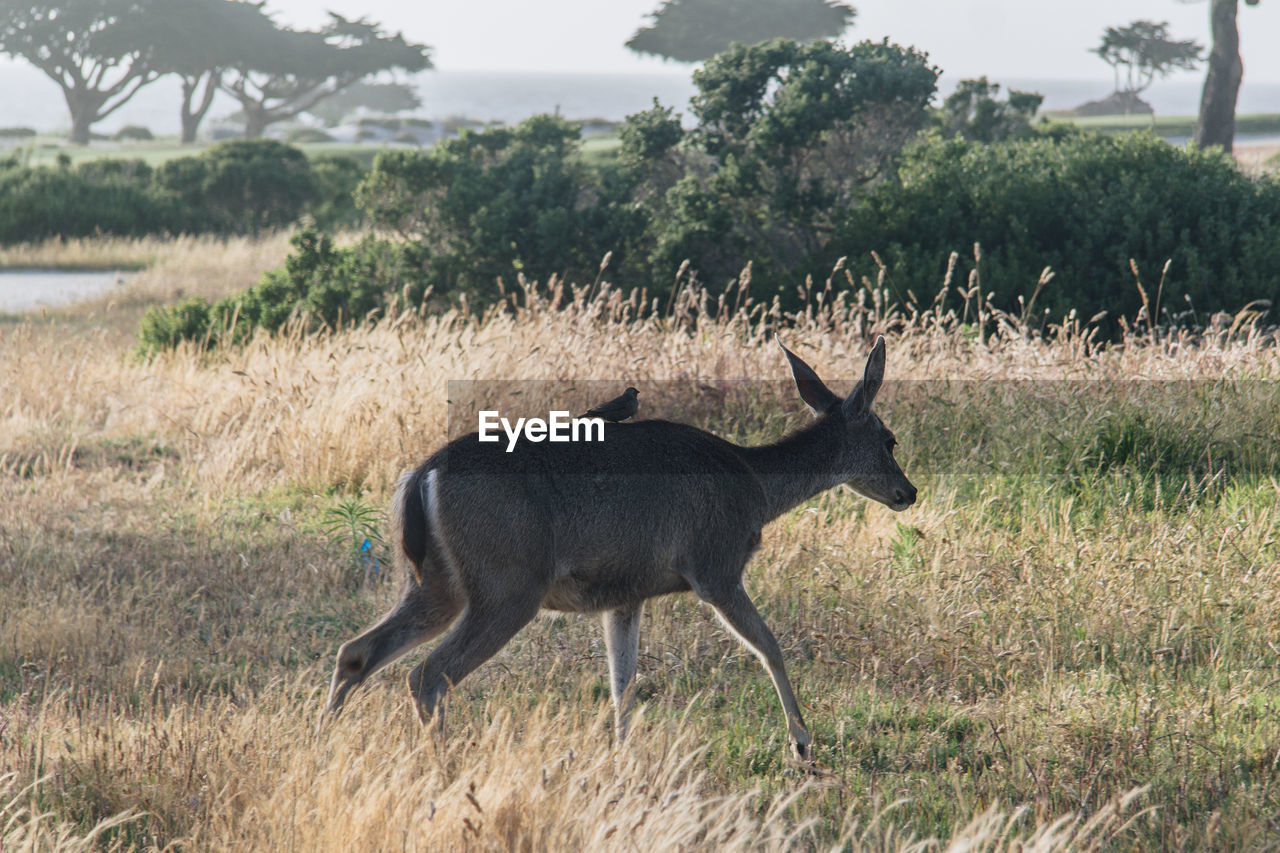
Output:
[{"xmin": 262, "ymin": 0, "xmax": 1280, "ymax": 83}]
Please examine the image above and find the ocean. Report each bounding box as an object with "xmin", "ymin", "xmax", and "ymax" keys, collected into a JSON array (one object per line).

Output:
[{"xmin": 1, "ymin": 64, "xmax": 1278, "ymax": 137}]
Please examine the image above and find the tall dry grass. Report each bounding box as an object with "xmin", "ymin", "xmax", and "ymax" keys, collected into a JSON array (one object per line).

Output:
[
  {"xmin": 6, "ymin": 260, "xmax": 1276, "ymax": 495},
  {"xmin": 0, "ymin": 233, "xmax": 297, "ymax": 280},
  {"xmin": 2, "ymin": 243, "xmax": 1279, "ymax": 848},
  {"xmin": 0, "ymin": 234, "xmax": 167, "ymax": 271},
  {"xmin": 0, "ymin": 232, "xmax": 295, "ymax": 344}
]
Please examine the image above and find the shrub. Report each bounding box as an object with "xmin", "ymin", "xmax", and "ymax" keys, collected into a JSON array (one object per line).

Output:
[
  {"xmin": 285, "ymin": 127, "xmax": 336, "ymax": 144},
  {"xmin": 136, "ymin": 229, "xmax": 429, "ymax": 354},
  {"xmin": 356, "ymin": 114, "xmax": 640, "ymax": 300},
  {"xmin": 626, "ymin": 38, "xmax": 938, "ymax": 300},
  {"xmin": 357, "ymin": 117, "xmax": 401, "ymax": 131},
  {"xmin": 0, "ymin": 156, "xmax": 168, "ymax": 242},
  {"xmin": 112, "ymin": 125, "xmax": 154, "ymax": 141},
  {"xmin": 842, "ymin": 131, "xmax": 1280, "ymax": 323},
  {"xmin": 935, "ymin": 78, "xmax": 1044, "ymax": 143},
  {"xmin": 308, "ymin": 154, "xmax": 367, "ymax": 229},
  {"xmin": 153, "ymin": 139, "xmax": 315, "ymax": 234},
  {"xmin": 0, "ymin": 126, "xmax": 36, "ymax": 138},
  {"xmin": 0, "ymin": 140, "xmax": 363, "ymax": 242},
  {"xmin": 135, "ymin": 296, "xmax": 220, "ymax": 352},
  {"xmin": 76, "ymin": 158, "xmax": 153, "ymax": 183}
]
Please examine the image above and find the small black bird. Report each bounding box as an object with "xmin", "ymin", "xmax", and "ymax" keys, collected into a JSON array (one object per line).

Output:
[{"xmin": 580, "ymin": 387, "xmax": 639, "ymax": 422}]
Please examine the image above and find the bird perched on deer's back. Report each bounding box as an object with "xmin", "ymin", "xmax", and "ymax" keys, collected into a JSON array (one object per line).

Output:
[{"xmin": 580, "ymin": 387, "xmax": 639, "ymax": 422}]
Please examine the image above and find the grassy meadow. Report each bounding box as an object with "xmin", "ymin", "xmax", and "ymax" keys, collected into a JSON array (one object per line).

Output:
[
  {"xmin": 5, "ymin": 137, "xmax": 392, "ymax": 169},
  {"xmin": 2, "ymin": 236, "xmax": 1280, "ymax": 849},
  {"xmin": 4, "ymin": 118, "xmax": 1277, "ymax": 173},
  {"xmin": 1045, "ymin": 113, "xmax": 1280, "ymax": 137},
  {"xmin": 3, "ymin": 135, "xmax": 623, "ymax": 171}
]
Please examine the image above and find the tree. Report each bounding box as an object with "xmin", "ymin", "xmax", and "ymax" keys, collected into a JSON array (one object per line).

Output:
[
  {"xmin": 220, "ymin": 13, "xmax": 431, "ymax": 138},
  {"xmin": 938, "ymin": 78, "xmax": 1044, "ymax": 143},
  {"xmin": 307, "ymin": 81, "xmax": 422, "ymax": 126},
  {"xmin": 145, "ymin": 0, "xmax": 277, "ymax": 143},
  {"xmin": 1092, "ymin": 20, "xmax": 1202, "ymax": 98},
  {"xmin": 627, "ymin": 38, "xmax": 937, "ymax": 292},
  {"xmin": 356, "ymin": 115, "xmax": 635, "ymax": 298},
  {"xmin": 626, "ymin": 0, "xmax": 855, "ymax": 63},
  {"xmin": 0, "ymin": 0, "xmax": 162, "ymax": 144},
  {"xmin": 1194, "ymin": 0, "xmax": 1262, "ymax": 152}
]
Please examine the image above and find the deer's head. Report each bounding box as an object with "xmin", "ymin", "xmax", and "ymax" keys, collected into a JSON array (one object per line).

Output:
[{"xmin": 778, "ymin": 335, "xmax": 917, "ymax": 511}]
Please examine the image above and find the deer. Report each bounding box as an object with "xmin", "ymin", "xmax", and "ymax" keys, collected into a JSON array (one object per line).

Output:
[{"xmin": 323, "ymin": 336, "xmax": 916, "ymax": 760}]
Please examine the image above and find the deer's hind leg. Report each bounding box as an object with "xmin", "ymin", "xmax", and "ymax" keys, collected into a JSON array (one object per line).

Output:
[
  {"xmin": 406, "ymin": 563, "xmax": 547, "ymax": 724},
  {"xmin": 324, "ymin": 569, "xmax": 462, "ymax": 719}
]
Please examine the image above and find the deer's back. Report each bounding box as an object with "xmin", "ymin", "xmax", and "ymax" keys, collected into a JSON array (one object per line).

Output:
[{"xmin": 419, "ymin": 421, "xmax": 768, "ymax": 611}]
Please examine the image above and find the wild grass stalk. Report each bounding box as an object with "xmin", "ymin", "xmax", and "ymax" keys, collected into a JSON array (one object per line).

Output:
[{"xmin": 1, "ymin": 238, "xmax": 1278, "ymax": 848}]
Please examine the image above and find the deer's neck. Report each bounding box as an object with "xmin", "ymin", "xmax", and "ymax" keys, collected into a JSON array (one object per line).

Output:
[{"xmin": 738, "ymin": 415, "xmax": 847, "ymax": 522}]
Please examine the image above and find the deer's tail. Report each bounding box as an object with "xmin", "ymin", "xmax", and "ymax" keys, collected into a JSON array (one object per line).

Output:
[{"xmin": 391, "ymin": 466, "xmax": 430, "ymax": 579}]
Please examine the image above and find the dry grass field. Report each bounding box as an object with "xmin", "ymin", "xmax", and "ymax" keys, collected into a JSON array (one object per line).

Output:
[{"xmin": 2, "ymin": 237, "xmax": 1279, "ymax": 850}]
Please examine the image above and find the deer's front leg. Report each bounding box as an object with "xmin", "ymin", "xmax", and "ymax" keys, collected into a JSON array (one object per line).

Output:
[
  {"xmin": 705, "ymin": 584, "xmax": 813, "ymax": 761},
  {"xmin": 603, "ymin": 604, "xmax": 641, "ymax": 740}
]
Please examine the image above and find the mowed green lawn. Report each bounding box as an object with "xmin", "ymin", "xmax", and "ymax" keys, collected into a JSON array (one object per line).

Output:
[
  {"xmin": 4, "ymin": 133, "xmax": 624, "ymax": 169},
  {"xmin": 5, "ymin": 112, "xmax": 1276, "ymax": 174},
  {"xmin": 1042, "ymin": 112, "xmax": 1280, "ymax": 138}
]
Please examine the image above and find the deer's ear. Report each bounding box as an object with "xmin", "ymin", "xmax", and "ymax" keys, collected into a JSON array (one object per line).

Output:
[
  {"xmin": 777, "ymin": 334, "xmax": 840, "ymax": 415},
  {"xmin": 843, "ymin": 336, "xmax": 886, "ymax": 418}
]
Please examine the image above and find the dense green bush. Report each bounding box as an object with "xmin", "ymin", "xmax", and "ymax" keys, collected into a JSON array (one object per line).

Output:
[
  {"xmin": 154, "ymin": 139, "xmax": 316, "ymax": 234},
  {"xmin": 133, "ymin": 40, "xmax": 1280, "ymax": 354},
  {"xmin": 0, "ymin": 155, "xmax": 169, "ymax": 242},
  {"xmin": 324, "ymin": 39, "xmax": 937, "ymax": 311},
  {"xmin": 308, "ymin": 154, "xmax": 367, "ymax": 229},
  {"xmin": 284, "ymin": 127, "xmax": 336, "ymax": 144},
  {"xmin": 135, "ymin": 296, "xmax": 218, "ymax": 352},
  {"xmin": 841, "ymin": 131, "xmax": 1280, "ymax": 323},
  {"xmin": 137, "ymin": 118, "xmax": 638, "ymax": 351},
  {"xmin": 356, "ymin": 114, "xmax": 641, "ymax": 299},
  {"xmin": 112, "ymin": 125, "xmax": 154, "ymax": 141},
  {"xmin": 934, "ymin": 78, "xmax": 1044, "ymax": 143},
  {"xmin": 0, "ymin": 141, "xmax": 364, "ymax": 242},
  {"xmin": 626, "ymin": 38, "xmax": 938, "ymax": 298},
  {"xmin": 136, "ymin": 229, "xmax": 428, "ymax": 355}
]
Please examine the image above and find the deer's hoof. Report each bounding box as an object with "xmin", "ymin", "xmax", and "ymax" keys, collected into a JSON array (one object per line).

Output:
[{"xmin": 790, "ymin": 738, "xmax": 814, "ymax": 763}]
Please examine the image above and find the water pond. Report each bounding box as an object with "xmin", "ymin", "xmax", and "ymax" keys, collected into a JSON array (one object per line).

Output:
[{"xmin": 0, "ymin": 269, "xmax": 130, "ymax": 313}]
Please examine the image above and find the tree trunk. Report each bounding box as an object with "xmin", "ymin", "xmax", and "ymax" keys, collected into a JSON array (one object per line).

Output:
[
  {"xmin": 180, "ymin": 73, "xmax": 221, "ymax": 144},
  {"xmin": 181, "ymin": 112, "xmax": 200, "ymax": 145},
  {"xmin": 242, "ymin": 105, "xmax": 269, "ymax": 139},
  {"xmin": 1195, "ymin": 0, "xmax": 1243, "ymax": 152},
  {"xmin": 65, "ymin": 93, "xmax": 96, "ymax": 145}
]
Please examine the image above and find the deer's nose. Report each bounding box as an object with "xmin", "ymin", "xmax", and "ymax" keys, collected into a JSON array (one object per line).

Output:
[{"xmin": 894, "ymin": 485, "xmax": 917, "ymax": 506}]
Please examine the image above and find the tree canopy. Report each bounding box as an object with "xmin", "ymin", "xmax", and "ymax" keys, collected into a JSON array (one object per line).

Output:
[
  {"xmin": 1091, "ymin": 20, "xmax": 1202, "ymax": 95},
  {"xmin": 308, "ymin": 81, "xmax": 422, "ymax": 126},
  {"xmin": 219, "ymin": 13, "xmax": 431, "ymax": 138},
  {"xmin": 0, "ymin": 0, "xmax": 161, "ymax": 144},
  {"xmin": 937, "ymin": 78, "xmax": 1043, "ymax": 143},
  {"xmin": 627, "ymin": 38, "xmax": 937, "ymax": 287},
  {"xmin": 626, "ymin": 0, "xmax": 855, "ymax": 63},
  {"xmin": 145, "ymin": 0, "xmax": 277, "ymax": 142},
  {"xmin": 0, "ymin": 1, "xmax": 431, "ymax": 144}
]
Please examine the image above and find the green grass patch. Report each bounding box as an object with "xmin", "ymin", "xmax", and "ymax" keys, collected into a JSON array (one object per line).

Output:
[{"xmin": 1042, "ymin": 112, "xmax": 1280, "ymax": 138}]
